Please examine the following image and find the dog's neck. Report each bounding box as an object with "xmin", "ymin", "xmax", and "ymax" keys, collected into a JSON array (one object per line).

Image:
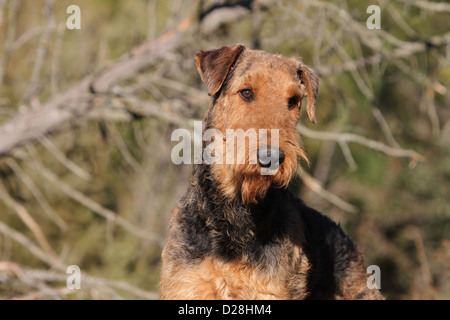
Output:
[
  {"xmin": 191, "ymin": 163, "xmax": 288, "ymax": 262},
  {"xmin": 195, "ymin": 163, "xmax": 282, "ymax": 212}
]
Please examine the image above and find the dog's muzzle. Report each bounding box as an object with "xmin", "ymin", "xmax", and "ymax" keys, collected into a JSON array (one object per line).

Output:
[{"xmin": 257, "ymin": 146, "xmax": 285, "ymax": 169}]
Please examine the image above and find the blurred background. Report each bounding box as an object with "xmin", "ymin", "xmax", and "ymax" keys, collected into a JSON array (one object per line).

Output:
[{"xmin": 0, "ymin": 0, "xmax": 448, "ymax": 300}]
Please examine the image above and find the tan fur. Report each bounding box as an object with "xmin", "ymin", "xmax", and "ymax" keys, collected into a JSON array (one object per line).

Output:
[
  {"xmin": 161, "ymin": 242, "xmax": 310, "ymax": 300},
  {"xmin": 161, "ymin": 257, "xmax": 287, "ymax": 300}
]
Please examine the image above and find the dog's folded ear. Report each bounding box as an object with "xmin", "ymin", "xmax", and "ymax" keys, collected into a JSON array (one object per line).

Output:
[
  {"xmin": 298, "ymin": 66, "xmax": 319, "ymax": 124},
  {"xmin": 195, "ymin": 44, "xmax": 246, "ymax": 97}
]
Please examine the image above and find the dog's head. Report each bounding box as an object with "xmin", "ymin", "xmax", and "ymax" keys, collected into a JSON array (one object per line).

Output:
[{"xmin": 195, "ymin": 44, "xmax": 319, "ymax": 203}]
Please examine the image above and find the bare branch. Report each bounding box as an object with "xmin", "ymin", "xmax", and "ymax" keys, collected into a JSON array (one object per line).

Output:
[
  {"xmin": 0, "ymin": 183, "xmax": 59, "ymax": 260},
  {"xmin": 298, "ymin": 124, "xmax": 425, "ymax": 162},
  {"xmin": 399, "ymin": 0, "xmax": 450, "ymax": 12},
  {"xmin": 338, "ymin": 141, "xmax": 358, "ymax": 171},
  {"xmin": 50, "ymin": 23, "xmax": 66, "ymax": 95},
  {"xmin": 94, "ymin": 16, "xmax": 192, "ymax": 93},
  {"xmin": 106, "ymin": 123, "xmax": 144, "ymax": 175},
  {"xmin": 1, "ymin": 264, "xmax": 159, "ymax": 300},
  {"xmin": 0, "ymin": 79, "xmax": 93, "ymax": 156},
  {"xmin": 27, "ymin": 160, "xmax": 165, "ymax": 248},
  {"xmin": 0, "ymin": 15, "xmax": 193, "ymax": 157},
  {"xmin": 40, "ymin": 136, "xmax": 92, "ymax": 181},
  {"xmin": 5, "ymin": 158, "xmax": 67, "ymax": 231},
  {"xmin": 22, "ymin": 0, "xmax": 56, "ymax": 104},
  {"xmin": 0, "ymin": 220, "xmax": 65, "ymax": 270},
  {"xmin": 0, "ymin": 0, "xmax": 21, "ymax": 88},
  {"xmin": 371, "ymin": 107, "xmax": 401, "ymax": 148},
  {"xmin": 298, "ymin": 169, "xmax": 359, "ymax": 214}
]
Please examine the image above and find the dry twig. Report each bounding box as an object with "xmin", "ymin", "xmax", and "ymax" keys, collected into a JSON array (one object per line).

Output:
[{"xmin": 298, "ymin": 124, "xmax": 425, "ymax": 163}]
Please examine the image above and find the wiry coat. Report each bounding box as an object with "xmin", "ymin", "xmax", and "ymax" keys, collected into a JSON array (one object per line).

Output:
[{"xmin": 160, "ymin": 44, "xmax": 383, "ymax": 300}]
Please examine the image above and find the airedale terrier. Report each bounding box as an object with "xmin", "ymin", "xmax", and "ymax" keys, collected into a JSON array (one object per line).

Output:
[{"xmin": 160, "ymin": 44, "xmax": 383, "ymax": 300}]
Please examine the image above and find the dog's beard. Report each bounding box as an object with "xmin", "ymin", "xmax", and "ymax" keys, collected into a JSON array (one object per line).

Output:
[{"xmin": 210, "ymin": 141, "xmax": 306, "ymax": 204}]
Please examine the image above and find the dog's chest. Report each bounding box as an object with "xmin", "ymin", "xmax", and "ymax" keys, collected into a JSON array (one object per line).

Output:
[
  {"xmin": 181, "ymin": 252, "xmax": 310, "ymax": 300},
  {"xmin": 190, "ymin": 257, "xmax": 284, "ymax": 299}
]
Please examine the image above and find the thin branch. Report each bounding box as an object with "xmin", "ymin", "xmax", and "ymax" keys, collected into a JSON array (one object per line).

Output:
[
  {"xmin": 312, "ymin": 140, "xmax": 337, "ymax": 185},
  {"xmin": 398, "ymin": 0, "xmax": 450, "ymax": 12},
  {"xmin": 424, "ymin": 87, "xmax": 441, "ymax": 138},
  {"xmin": 387, "ymin": 3, "xmax": 417, "ymax": 38},
  {"xmin": 82, "ymin": 274, "xmax": 159, "ymax": 300},
  {"xmin": 106, "ymin": 123, "xmax": 144, "ymax": 175},
  {"xmin": 317, "ymin": 32, "xmax": 450, "ymax": 76},
  {"xmin": 40, "ymin": 136, "xmax": 92, "ymax": 181},
  {"xmin": 22, "ymin": 0, "xmax": 56, "ymax": 104},
  {"xmin": 0, "ymin": 0, "xmax": 21, "ymax": 88},
  {"xmin": 11, "ymin": 286, "xmax": 75, "ymax": 300},
  {"xmin": 148, "ymin": 75, "xmax": 207, "ymax": 100},
  {"xmin": 2, "ymin": 265, "xmax": 159, "ymax": 300},
  {"xmin": 5, "ymin": 158, "xmax": 67, "ymax": 231},
  {"xmin": 27, "ymin": 160, "xmax": 164, "ymax": 248},
  {"xmin": 9, "ymin": 25, "xmax": 47, "ymax": 52},
  {"xmin": 0, "ymin": 183, "xmax": 59, "ymax": 260},
  {"xmin": 0, "ymin": 220, "xmax": 64, "ymax": 270},
  {"xmin": 0, "ymin": 78, "xmax": 94, "ymax": 156},
  {"xmin": 298, "ymin": 169, "xmax": 359, "ymax": 214},
  {"xmin": 94, "ymin": 16, "xmax": 192, "ymax": 93},
  {"xmin": 329, "ymin": 30, "xmax": 402, "ymax": 148},
  {"xmin": 50, "ymin": 23, "xmax": 66, "ymax": 95},
  {"xmin": 0, "ymin": 15, "xmax": 193, "ymax": 156},
  {"xmin": 298, "ymin": 124, "xmax": 425, "ymax": 162},
  {"xmin": 338, "ymin": 141, "xmax": 357, "ymax": 171},
  {"xmin": 371, "ymin": 107, "xmax": 401, "ymax": 148}
]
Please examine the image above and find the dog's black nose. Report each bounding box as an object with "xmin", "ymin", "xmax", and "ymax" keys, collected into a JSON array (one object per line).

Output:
[{"xmin": 257, "ymin": 146, "xmax": 285, "ymax": 168}]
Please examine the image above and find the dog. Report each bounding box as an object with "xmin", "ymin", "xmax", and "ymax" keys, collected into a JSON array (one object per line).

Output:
[{"xmin": 160, "ymin": 44, "xmax": 383, "ymax": 300}]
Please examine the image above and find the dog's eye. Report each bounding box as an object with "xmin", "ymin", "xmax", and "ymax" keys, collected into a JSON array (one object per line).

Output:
[
  {"xmin": 288, "ymin": 96, "xmax": 300, "ymax": 110},
  {"xmin": 239, "ymin": 89, "xmax": 254, "ymax": 102}
]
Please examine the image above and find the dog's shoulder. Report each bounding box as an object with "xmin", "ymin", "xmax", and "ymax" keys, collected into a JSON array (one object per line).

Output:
[
  {"xmin": 297, "ymin": 199, "xmax": 353, "ymax": 249},
  {"xmin": 289, "ymin": 194, "xmax": 368, "ymax": 298}
]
